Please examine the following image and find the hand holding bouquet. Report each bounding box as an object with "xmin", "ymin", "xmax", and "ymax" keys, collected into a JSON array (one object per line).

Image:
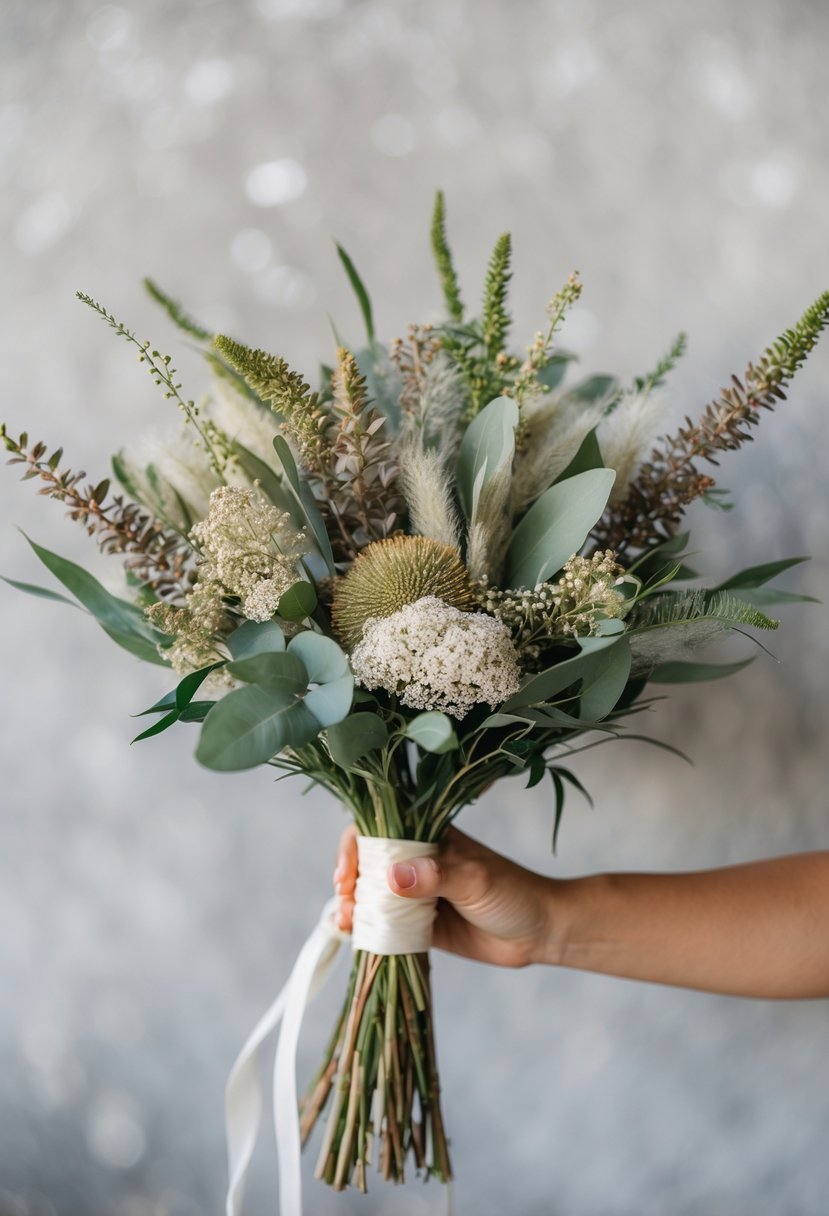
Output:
[{"xmin": 3, "ymin": 192, "xmax": 827, "ymax": 1202}]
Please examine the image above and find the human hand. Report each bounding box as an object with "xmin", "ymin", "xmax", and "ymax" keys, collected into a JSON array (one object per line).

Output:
[{"xmin": 333, "ymin": 825, "xmax": 553, "ymax": 968}]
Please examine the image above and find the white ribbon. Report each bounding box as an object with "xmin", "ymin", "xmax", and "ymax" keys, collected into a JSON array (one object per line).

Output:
[
  {"xmin": 224, "ymin": 837, "xmax": 440, "ymax": 1216},
  {"xmin": 352, "ymin": 836, "xmax": 439, "ymax": 954}
]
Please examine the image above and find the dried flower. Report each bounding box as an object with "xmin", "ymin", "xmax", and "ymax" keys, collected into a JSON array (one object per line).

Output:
[
  {"xmin": 190, "ymin": 485, "xmax": 308, "ymax": 621},
  {"xmin": 146, "ymin": 581, "xmax": 231, "ymax": 674},
  {"xmin": 351, "ymin": 596, "xmax": 521, "ymax": 718},
  {"xmin": 477, "ymin": 550, "xmax": 630, "ymax": 663},
  {"xmin": 332, "ymin": 535, "xmax": 474, "ymax": 648}
]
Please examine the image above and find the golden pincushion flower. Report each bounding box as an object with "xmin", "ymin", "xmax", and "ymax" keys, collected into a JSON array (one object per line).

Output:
[{"xmin": 332, "ymin": 535, "xmax": 475, "ymax": 648}]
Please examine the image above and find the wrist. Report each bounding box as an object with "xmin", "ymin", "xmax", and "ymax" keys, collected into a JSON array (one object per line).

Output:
[{"xmin": 532, "ymin": 875, "xmax": 573, "ymax": 967}]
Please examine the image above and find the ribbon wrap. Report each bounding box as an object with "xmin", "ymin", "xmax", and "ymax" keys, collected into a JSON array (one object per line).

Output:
[{"xmin": 225, "ymin": 836, "xmax": 439, "ymax": 1216}]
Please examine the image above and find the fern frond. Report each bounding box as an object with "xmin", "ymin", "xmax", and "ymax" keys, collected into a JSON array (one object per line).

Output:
[
  {"xmin": 482, "ymin": 232, "xmax": 512, "ymax": 356},
  {"xmin": 631, "ymin": 589, "xmax": 778, "ymax": 632},
  {"xmin": 627, "ymin": 588, "xmax": 778, "ymax": 673},
  {"xmin": 430, "ymin": 191, "xmax": 464, "ymax": 322},
  {"xmin": 143, "ymin": 278, "xmax": 211, "ymax": 342}
]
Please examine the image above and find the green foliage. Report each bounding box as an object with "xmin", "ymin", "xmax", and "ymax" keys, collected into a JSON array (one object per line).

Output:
[
  {"xmin": 213, "ymin": 335, "xmax": 322, "ymax": 454},
  {"xmin": 604, "ymin": 331, "xmax": 687, "ymax": 416},
  {"xmin": 430, "ymin": 191, "xmax": 464, "ymax": 322},
  {"xmin": 227, "ymin": 618, "xmax": 286, "ymax": 659},
  {"xmin": 649, "ymin": 657, "xmax": 755, "ymax": 683},
  {"xmin": 326, "ymin": 713, "xmax": 389, "ymax": 770},
  {"xmin": 482, "ymin": 232, "xmax": 512, "ymax": 356},
  {"xmin": 455, "ymin": 395, "xmax": 518, "ymax": 521},
  {"xmin": 77, "ymin": 292, "xmax": 226, "ymax": 478},
  {"xmin": 143, "ymin": 278, "xmax": 211, "ymax": 342},
  {"xmin": 18, "ymin": 535, "xmax": 169, "ymax": 666},
  {"xmin": 504, "ymin": 467, "xmax": 616, "ymax": 588},
  {"xmin": 335, "ymin": 243, "xmax": 375, "ymax": 344},
  {"xmin": 405, "ymin": 711, "xmax": 458, "ymax": 754},
  {"xmin": 271, "ymin": 436, "xmax": 336, "ymax": 574},
  {"xmin": 196, "ymin": 632, "xmax": 353, "ymax": 770},
  {"xmin": 552, "ymin": 428, "xmax": 604, "ymax": 485}
]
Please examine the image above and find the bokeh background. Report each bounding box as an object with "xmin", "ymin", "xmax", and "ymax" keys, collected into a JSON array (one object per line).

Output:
[{"xmin": 2, "ymin": 1, "xmax": 829, "ymax": 1213}]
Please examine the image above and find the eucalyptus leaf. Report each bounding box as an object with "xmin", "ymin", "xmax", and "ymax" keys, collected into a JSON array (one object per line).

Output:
[
  {"xmin": 501, "ymin": 634, "xmax": 621, "ymax": 711},
  {"xmin": 196, "ymin": 685, "xmax": 319, "ymax": 771},
  {"xmin": 288, "ymin": 631, "xmax": 350, "ymax": 683},
  {"xmin": 713, "ymin": 556, "xmax": 810, "ymax": 591},
  {"xmin": 325, "ymin": 713, "xmax": 388, "ymax": 769},
  {"xmin": 272, "ymin": 436, "xmax": 335, "ymax": 574},
  {"xmin": 232, "ymin": 442, "xmax": 294, "ymax": 512},
  {"xmin": 561, "ymin": 374, "xmax": 618, "ymax": 406},
  {"xmin": 536, "ymin": 351, "xmax": 577, "ymax": 391},
  {"xmin": 305, "ymin": 676, "xmax": 354, "ymax": 728},
  {"xmin": 552, "ymin": 427, "xmax": 605, "ymax": 484},
  {"xmin": 99, "ymin": 625, "xmax": 170, "ymax": 667},
  {"xmin": 1, "ymin": 576, "xmax": 79, "ymax": 609},
  {"xmin": 277, "ymin": 581, "xmax": 317, "ymax": 621},
  {"xmin": 228, "ymin": 618, "xmax": 286, "ymax": 659},
  {"xmin": 456, "ymin": 395, "xmax": 519, "ymax": 520},
  {"xmin": 576, "ymin": 637, "xmax": 631, "ymax": 722},
  {"xmin": 504, "ymin": 468, "xmax": 616, "ymax": 589},
  {"xmin": 649, "ymin": 656, "xmax": 755, "ymax": 683},
  {"xmin": 287, "ymin": 632, "xmax": 353, "ymax": 727},
  {"xmin": 730, "ymin": 587, "xmax": 818, "ymax": 609},
  {"xmin": 226, "ymin": 651, "xmax": 308, "ymax": 696},
  {"xmin": 405, "ymin": 711, "xmax": 458, "ymax": 754},
  {"xmin": 22, "ymin": 535, "xmax": 166, "ymax": 664}
]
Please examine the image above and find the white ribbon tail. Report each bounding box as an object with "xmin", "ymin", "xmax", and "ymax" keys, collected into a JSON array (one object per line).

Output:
[{"xmin": 225, "ymin": 896, "xmax": 346, "ymax": 1216}]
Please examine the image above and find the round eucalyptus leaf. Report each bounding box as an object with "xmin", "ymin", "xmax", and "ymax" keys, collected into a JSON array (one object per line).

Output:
[
  {"xmin": 196, "ymin": 685, "xmax": 318, "ymax": 771},
  {"xmin": 225, "ymin": 651, "xmax": 308, "ymax": 696}
]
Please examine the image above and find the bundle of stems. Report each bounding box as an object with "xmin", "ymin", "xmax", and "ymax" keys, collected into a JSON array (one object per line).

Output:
[{"xmin": 300, "ymin": 948, "xmax": 450, "ymax": 1190}]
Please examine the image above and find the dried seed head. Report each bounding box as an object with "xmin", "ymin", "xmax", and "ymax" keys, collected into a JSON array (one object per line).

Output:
[{"xmin": 331, "ymin": 535, "xmax": 474, "ymax": 648}]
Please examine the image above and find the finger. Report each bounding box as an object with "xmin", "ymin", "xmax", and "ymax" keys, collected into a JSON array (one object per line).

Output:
[
  {"xmin": 334, "ymin": 823, "xmax": 358, "ymax": 895},
  {"xmin": 337, "ymin": 895, "xmax": 355, "ymax": 934},
  {"xmin": 387, "ymin": 833, "xmax": 492, "ymax": 908}
]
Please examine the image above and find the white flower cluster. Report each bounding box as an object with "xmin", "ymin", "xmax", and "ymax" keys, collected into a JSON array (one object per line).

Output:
[
  {"xmin": 351, "ymin": 595, "xmax": 521, "ymax": 719},
  {"xmin": 190, "ymin": 485, "xmax": 308, "ymax": 622},
  {"xmin": 477, "ymin": 550, "xmax": 630, "ymax": 663}
]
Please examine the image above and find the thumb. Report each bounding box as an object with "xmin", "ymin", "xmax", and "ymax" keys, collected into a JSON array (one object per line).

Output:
[{"xmin": 388, "ymin": 849, "xmax": 488, "ymax": 907}]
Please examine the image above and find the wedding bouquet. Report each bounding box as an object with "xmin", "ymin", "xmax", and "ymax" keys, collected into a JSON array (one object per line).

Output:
[{"xmin": 3, "ymin": 193, "xmax": 827, "ymax": 1203}]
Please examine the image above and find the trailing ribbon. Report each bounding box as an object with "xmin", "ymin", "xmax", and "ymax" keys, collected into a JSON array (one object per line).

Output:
[{"xmin": 224, "ymin": 837, "xmax": 440, "ymax": 1216}]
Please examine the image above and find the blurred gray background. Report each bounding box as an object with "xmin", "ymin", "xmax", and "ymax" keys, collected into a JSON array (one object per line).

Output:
[{"xmin": 1, "ymin": 1, "xmax": 828, "ymax": 1213}]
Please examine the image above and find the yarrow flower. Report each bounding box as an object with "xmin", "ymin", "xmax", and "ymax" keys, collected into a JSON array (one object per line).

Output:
[
  {"xmin": 351, "ymin": 595, "xmax": 521, "ymax": 719},
  {"xmin": 189, "ymin": 485, "xmax": 308, "ymax": 622}
]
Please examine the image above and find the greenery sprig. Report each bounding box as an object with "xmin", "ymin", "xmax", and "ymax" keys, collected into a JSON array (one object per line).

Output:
[
  {"xmin": 77, "ymin": 292, "xmax": 226, "ymax": 479},
  {"xmin": 595, "ymin": 291, "xmax": 829, "ymax": 555}
]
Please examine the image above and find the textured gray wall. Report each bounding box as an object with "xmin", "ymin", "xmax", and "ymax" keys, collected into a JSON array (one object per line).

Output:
[{"xmin": 1, "ymin": 2, "xmax": 828, "ymax": 1214}]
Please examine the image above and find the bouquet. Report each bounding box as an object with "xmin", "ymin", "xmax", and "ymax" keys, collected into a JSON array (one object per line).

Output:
[{"xmin": 3, "ymin": 192, "xmax": 827, "ymax": 1204}]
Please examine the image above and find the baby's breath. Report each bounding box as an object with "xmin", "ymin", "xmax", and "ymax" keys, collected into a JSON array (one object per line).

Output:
[{"xmin": 190, "ymin": 485, "xmax": 309, "ymax": 622}]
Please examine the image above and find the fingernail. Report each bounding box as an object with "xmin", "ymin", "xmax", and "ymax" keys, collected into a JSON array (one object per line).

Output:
[{"xmin": 391, "ymin": 862, "xmax": 416, "ymax": 890}]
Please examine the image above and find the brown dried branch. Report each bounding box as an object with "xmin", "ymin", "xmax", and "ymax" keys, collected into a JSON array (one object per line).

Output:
[
  {"xmin": 2, "ymin": 427, "xmax": 195, "ymax": 600},
  {"xmin": 594, "ymin": 291, "xmax": 829, "ymax": 557}
]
